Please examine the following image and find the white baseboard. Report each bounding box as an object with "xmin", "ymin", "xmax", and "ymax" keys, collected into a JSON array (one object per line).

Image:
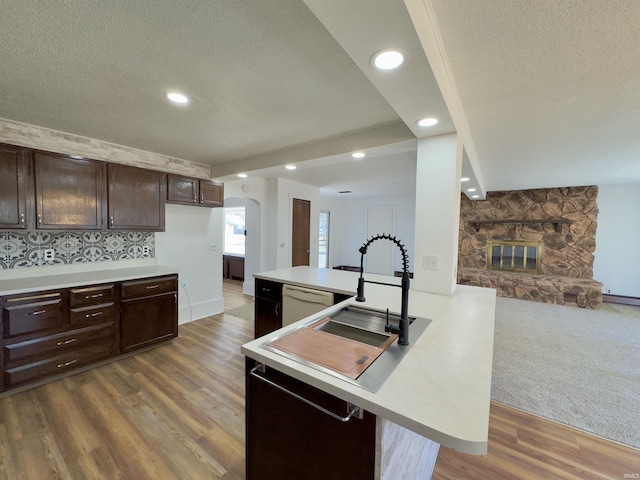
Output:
[
  {"xmin": 243, "ymin": 280, "xmax": 255, "ymax": 297},
  {"xmin": 178, "ymin": 298, "xmax": 224, "ymax": 324}
]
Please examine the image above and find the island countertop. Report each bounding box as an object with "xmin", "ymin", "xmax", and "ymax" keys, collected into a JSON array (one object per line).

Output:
[{"xmin": 243, "ymin": 266, "xmax": 496, "ymax": 455}]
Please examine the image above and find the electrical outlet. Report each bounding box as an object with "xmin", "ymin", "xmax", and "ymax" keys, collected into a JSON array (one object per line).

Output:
[
  {"xmin": 142, "ymin": 246, "xmax": 150, "ymax": 255},
  {"xmin": 423, "ymin": 254, "xmax": 438, "ymax": 270},
  {"xmin": 43, "ymin": 249, "xmax": 55, "ymax": 261},
  {"xmin": 209, "ymin": 243, "xmax": 217, "ymax": 251},
  {"xmin": 607, "ymin": 289, "xmax": 611, "ymax": 294}
]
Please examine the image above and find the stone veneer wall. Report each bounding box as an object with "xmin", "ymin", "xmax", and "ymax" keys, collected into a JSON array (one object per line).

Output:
[{"xmin": 458, "ymin": 186, "xmax": 602, "ymax": 308}]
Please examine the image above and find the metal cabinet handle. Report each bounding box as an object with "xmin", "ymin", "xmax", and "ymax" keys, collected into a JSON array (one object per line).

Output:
[
  {"xmin": 145, "ymin": 285, "xmax": 159, "ymax": 290},
  {"xmin": 20, "ymin": 213, "xmax": 25, "ymax": 225},
  {"xmin": 31, "ymin": 309, "xmax": 46, "ymax": 316},
  {"xmin": 200, "ymin": 193, "xmax": 203, "ymax": 202},
  {"xmin": 85, "ymin": 311, "xmax": 103, "ymax": 318},
  {"xmin": 275, "ymin": 303, "xmax": 278, "ymax": 316},
  {"xmin": 37, "ymin": 214, "xmax": 42, "ymax": 225},
  {"xmin": 57, "ymin": 359, "xmax": 77, "ymax": 368},
  {"xmin": 110, "ymin": 216, "xmax": 114, "ymax": 227},
  {"xmin": 193, "ymin": 193, "xmax": 197, "ymax": 203},
  {"xmin": 250, "ymin": 364, "xmax": 360, "ymax": 423},
  {"xmin": 56, "ymin": 338, "xmax": 77, "ymax": 346},
  {"xmin": 86, "ymin": 293, "xmax": 104, "ymax": 299}
]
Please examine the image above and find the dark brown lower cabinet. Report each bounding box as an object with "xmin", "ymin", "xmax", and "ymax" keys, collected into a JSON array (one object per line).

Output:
[
  {"xmin": 246, "ymin": 360, "xmax": 376, "ymax": 480},
  {"xmin": 1, "ymin": 275, "xmax": 177, "ymax": 393},
  {"xmin": 120, "ymin": 275, "xmax": 178, "ymax": 353}
]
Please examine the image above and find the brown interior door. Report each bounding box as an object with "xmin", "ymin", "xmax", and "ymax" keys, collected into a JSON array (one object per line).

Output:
[{"xmin": 292, "ymin": 198, "xmax": 310, "ymax": 266}]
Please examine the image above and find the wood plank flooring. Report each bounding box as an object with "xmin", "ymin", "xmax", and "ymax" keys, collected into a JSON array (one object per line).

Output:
[{"xmin": 0, "ymin": 279, "xmax": 637, "ymax": 479}]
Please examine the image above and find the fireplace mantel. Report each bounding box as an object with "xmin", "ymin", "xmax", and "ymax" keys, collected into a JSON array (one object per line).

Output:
[{"xmin": 468, "ymin": 218, "xmax": 573, "ymax": 233}]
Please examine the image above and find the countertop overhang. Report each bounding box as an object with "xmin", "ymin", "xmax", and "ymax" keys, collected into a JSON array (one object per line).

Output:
[
  {"xmin": 0, "ymin": 264, "xmax": 179, "ymax": 296},
  {"xmin": 243, "ymin": 266, "xmax": 496, "ymax": 455}
]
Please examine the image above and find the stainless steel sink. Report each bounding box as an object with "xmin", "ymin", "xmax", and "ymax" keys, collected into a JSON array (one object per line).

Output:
[{"xmin": 261, "ymin": 304, "xmax": 431, "ymax": 392}]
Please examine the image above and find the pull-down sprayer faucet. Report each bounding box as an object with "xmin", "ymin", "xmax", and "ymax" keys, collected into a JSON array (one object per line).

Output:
[{"xmin": 356, "ymin": 234, "xmax": 411, "ymax": 346}]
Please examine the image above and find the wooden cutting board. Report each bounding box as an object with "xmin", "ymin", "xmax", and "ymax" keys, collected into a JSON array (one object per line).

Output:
[{"xmin": 267, "ymin": 324, "xmax": 388, "ymax": 379}]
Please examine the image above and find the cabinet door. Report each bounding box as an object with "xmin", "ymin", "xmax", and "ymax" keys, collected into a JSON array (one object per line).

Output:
[
  {"xmin": 34, "ymin": 152, "xmax": 105, "ymax": 230},
  {"xmin": 199, "ymin": 180, "xmax": 224, "ymax": 207},
  {"xmin": 167, "ymin": 174, "xmax": 199, "ymax": 205},
  {"xmin": 246, "ymin": 362, "xmax": 376, "ymax": 480},
  {"xmin": 120, "ymin": 292, "xmax": 177, "ymax": 353},
  {"xmin": 0, "ymin": 144, "xmax": 29, "ymax": 229},
  {"xmin": 107, "ymin": 164, "xmax": 166, "ymax": 231}
]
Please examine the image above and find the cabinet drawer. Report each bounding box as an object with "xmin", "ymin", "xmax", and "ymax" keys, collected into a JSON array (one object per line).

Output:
[
  {"xmin": 70, "ymin": 302, "xmax": 116, "ymax": 326},
  {"xmin": 2, "ymin": 295, "xmax": 65, "ymax": 338},
  {"xmin": 121, "ymin": 276, "xmax": 177, "ymax": 300},
  {"xmin": 70, "ymin": 284, "xmax": 116, "ymax": 307},
  {"xmin": 5, "ymin": 341, "xmax": 115, "ymax": 389},
  {"xmin": 255, "ymin": 279, "xmax": 282, "ymax": 303},
  {"xmin": 4, "ymin": 323, "xmax": 115, "ymax": 365}
]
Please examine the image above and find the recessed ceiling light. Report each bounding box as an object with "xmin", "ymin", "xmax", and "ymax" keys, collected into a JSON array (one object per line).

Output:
[
  {"xmin": 237, "ymin": 173, "xmax": 248, "ymax": 178},
  {"xmin": 416, "ymin": 117, "xmax": 438, "ymax": 127},
  {"xmin": 351, "ymin": 152, "xmax": 365, "ymax": 159},
  {"xmin": 285, "ymin": 165, "xmax": 296, "ymax": 170},
  {"xmin": 460, "ymin": 177, "xmax": 470, "ymax": 182},
  {"xmin": 371, "ymin": 49, "xmax": 406, "ymax": 70},
  {"xmin": 166, "ymin": 92, "xmax": 190, "ymax": 104},
  {"xmin": 472, "ymin": 195, "xmax": 480, "ymax": 199},
  {"xmin": 467, "ymin": 188, "xmax": 476, "ymax": 192}
]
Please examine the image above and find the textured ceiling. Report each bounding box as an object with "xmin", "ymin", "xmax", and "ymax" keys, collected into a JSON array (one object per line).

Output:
[
  {"xmin": 0, "ymin": 0, "xmax": 638, "ymax": 196},
  {"xmin": 0, "ymin": 0, "xmax": 401, "ymax": 165},
  {"xmin": 429, "ymin": 0, "xmax": 640, "ymax": 190}
]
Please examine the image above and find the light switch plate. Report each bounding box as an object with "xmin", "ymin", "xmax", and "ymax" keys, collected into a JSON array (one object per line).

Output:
[{"xmin": 423, "ymin": 254, "xmax": 438, "ymax": 270}]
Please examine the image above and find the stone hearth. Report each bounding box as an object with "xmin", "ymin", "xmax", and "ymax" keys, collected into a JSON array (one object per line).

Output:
[{"xmin": 458, "ymin": 268, "xmax": 602, "ymax": 309}]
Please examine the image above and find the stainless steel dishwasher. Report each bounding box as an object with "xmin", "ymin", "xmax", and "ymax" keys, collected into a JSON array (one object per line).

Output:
[{"xmin": 282, "ymin": 284, "xmax": 334, "ymax": 326}]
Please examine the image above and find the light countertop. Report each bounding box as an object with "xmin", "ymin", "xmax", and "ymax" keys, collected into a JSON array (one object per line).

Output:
[
  {"xmin": 243, "ymin": 266, "xmax": 496, "ymax": 455},
  {"xmin": 0, "ymin": 265, "xmax": 179, "ymax": 296}
]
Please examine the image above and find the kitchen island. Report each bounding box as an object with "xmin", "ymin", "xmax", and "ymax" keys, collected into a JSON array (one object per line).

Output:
[{"xmin": 242, "ymin": 266, "xmax": 496, "ymax": 479}]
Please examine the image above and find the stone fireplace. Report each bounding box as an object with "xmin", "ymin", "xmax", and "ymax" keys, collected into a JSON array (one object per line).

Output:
[{"xmin": 457, "ymin": 186, "xmax": 603, "ymax": 308}]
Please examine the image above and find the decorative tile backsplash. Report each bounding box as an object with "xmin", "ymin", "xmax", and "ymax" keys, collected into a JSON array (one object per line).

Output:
[{"xmin": 0, "ymin": 231, "xmax": 155, "ymax": 269}]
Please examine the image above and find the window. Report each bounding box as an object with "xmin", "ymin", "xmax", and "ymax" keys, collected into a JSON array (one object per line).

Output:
[
  {"xmin": 224, "ymin": 207, "xmax": 245, "ymax": 255},
  {"xmin": 318, "ymin": 210, "xmax": 330, "ymax": 268}
]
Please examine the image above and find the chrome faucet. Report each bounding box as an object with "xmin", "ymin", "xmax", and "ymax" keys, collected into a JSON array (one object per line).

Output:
[{"xmin": 355, "ymin": 234, "xmax": 411, "ymax": 345}]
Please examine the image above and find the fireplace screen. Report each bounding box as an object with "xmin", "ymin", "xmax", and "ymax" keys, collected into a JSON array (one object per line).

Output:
[{"xmin": 487, "ymin": 241, "xmax": 542, "ymax": 274}]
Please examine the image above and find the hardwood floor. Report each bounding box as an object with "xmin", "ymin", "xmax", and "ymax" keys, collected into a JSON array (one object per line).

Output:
[{"xmin": 0, "ymin": 280, "xmax": 637, "ymax": 479}]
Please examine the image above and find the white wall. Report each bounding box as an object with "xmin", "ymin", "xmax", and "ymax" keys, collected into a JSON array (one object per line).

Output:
[
  {"xmin": 594, "ymin": 184, "xmax": 640, "ymax": 298},
  {"xmin": 318, "ymin": 195, "xmax": 416, "ymax": 273},
  {"xmin": 155, "ymin": 204, "xmax": 224, "ymax": 324},
  {"xmin": 412, "ymin": 134, "xmax": 461, "ymax": 296}
]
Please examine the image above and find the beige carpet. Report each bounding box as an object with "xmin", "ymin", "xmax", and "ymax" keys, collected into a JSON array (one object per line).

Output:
[{"xmin": 492, "ymin": 297, "xmax": 640, "ymax": 449}]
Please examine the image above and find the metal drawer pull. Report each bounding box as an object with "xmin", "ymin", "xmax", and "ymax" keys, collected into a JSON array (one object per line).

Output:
[
  {"xmin": 85, "ymin": 312, "xmax": 103, "ymax": 318},
  {"xmin": 145, "ymin": 285, "xmax": 159, "ymax": 289},
  {"xmin": 7, "ymin": 293, "xmax": 60, "ymax": 302},
  {"xmin": 86, "ymin": 293, "xmax": 104, "ymax": 299},
  {"xmin": 57, "ymin": 360, "xmax": 77, "ymax": 368},
  {"xmin": 57, "ymin": 338, "xmax": 77, "ymax": 346},
  {"xmin": 31, "ymin": 309, "xmax": 47, "ymax": 315},
  {"xmin": 250, "ymin": 364, "xmax": 361, "ymax": 423},
  {"xmin": 20, "ymin": 213, "xmax": 25, "ymax": 225}
]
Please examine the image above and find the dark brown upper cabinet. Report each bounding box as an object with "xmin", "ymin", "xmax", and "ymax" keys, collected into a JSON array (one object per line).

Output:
[
  {"xmin": 34, "ymin": 152, "xmax": 105, "ymax": 230},
  {"xmin": 167, "ymin": 174, "xmax": 224, "ymax": 207},
  {"xmin": 107, "ymin": 163, "xmax": 166, "ymax": 231},
  {"xmin": 200, "ymin": 179, "xmax": 224, "ymax": 207},
  {"xmin": 0, "ymin": 144, "xmax": 30, "ymax": 229}
]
